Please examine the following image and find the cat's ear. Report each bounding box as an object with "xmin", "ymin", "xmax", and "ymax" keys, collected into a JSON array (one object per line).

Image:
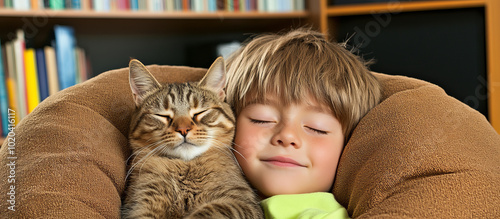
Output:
[
  {"xmin": 199, "ymin": 57, "xmax": 226, "ymax": 101},
  {"xmin": 129, "ymin": 59, "xmax": 161, "ymax": 106}
]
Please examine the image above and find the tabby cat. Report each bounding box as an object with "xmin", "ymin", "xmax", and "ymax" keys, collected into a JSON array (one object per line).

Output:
[{"xmin": 122, "ymin": 58, "xmax": 263, "ymax": 218}]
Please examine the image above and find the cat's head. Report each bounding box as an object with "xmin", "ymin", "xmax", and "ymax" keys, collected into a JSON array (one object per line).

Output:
[{"xmin": 128, "ymin": 58, "xmax": 235, "ymax": 161}]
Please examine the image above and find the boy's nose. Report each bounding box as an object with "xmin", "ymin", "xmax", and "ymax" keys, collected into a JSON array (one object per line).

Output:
[{"xmin": 271, "ymin": 125, "xmax": 301, "ymax": 148}]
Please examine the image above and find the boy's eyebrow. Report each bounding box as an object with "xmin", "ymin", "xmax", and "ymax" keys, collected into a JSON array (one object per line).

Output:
[
  {"xmin": 306, "ymin": 105, "xmax": 331, "ymax": 114},
  {"xmin": 245, "ymin": 98, "xmax": 278, "ymax": 106},
  {"xmin": 246, "ymin": 97, "xmax": 331, "ymax": 114}
]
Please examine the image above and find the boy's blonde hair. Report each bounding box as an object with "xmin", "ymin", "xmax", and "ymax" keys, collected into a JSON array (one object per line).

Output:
[{"xmin": 225, "ymin": 29, "xmax": 381, "ymax": 140}]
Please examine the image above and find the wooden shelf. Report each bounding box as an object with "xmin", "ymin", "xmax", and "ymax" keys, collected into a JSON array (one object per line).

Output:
[
  {"xmin": 327, "ymin": 0, "xmax": 486, "ymax": 16},
  {"xmin": 0, "ymin": 9, "xmax": 308, "ymax": 19},
  {"xmin": 0, "ymin": 9, "xmax": 310, "ymax": 36}
]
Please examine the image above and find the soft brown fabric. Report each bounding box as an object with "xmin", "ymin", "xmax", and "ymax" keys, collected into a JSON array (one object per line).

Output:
[
  {"xmin": 0, "ymin": 65, "xmax": 206, "ymax": 218},
  {"xmin": 0, "ymin": 66, "xmax": 498, "ymax": 218},
  {"xmin": 334, "ymin": 73, "xmax": 500, "ymax": 218}
]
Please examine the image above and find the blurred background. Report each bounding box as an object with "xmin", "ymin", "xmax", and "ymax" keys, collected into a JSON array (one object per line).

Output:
[{"xmin": 0, "ymin": 0, "xmax": 498, "ymax": 134}]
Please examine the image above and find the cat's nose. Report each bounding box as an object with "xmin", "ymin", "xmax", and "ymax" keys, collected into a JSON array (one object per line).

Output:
[
  {"xmin": 175, "ymin": 117, "xmax": 194, "ymax": 137},
  {"xmin": 176, "ymin": 127, "xmax": 191, "ymax": 137}
]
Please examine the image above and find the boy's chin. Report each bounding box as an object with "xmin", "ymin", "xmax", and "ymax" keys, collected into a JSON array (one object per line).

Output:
[
  {"xmin": 258, "ymin": 184, "xmax": 307, "ymax": 198},
  {"xmin": 258, "ymin": 181, "xmax": 332, "ymax": 198}
]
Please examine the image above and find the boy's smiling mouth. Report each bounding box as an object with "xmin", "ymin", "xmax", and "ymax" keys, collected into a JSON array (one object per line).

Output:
[{"xmin": 261, "ymin": 156, "xmax": 307, "ymax": 168}]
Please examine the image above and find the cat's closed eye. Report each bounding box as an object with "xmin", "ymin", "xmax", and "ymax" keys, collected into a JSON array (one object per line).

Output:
[
  {"xmin": 192, "ymin": 109, "xmax": 208, "ymax": 121},
  {"xmin": 153, "ymin": 113, "xmax": 172, "ymax": 123}
]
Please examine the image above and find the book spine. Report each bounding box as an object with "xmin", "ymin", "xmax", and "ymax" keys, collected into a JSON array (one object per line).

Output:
[
  {"xmin": 54, "ymin": 25, "xmax": 77, "ymax": 90},
  {"xmin": 72, "ymin": 0, "xmax": 81, "ymax": 9},
  {"xmin": 0, "ymin": 41, "xmax": 10, "ymax": 136},
  {"xmin": 257, "ymin": 0, "xmax": 265, "ymax": 12},
  {"xmin": 31, "ymin": 0, "xmax": 39, "ymax": 9},
  {"xmin": 13, "ymin": 30, "xmax": 27, "ymax": 119},
  {"xmin": 24, "ymin": 48, "xmax": 40, "ymax": 114},
  {"xmin": 49, "ymin": 0, "xmax": 65, "ymax": 9},
  {"xmin": 130, "ymin": 0, "xmax": 139, "ymax": 10},
  {"xmin": 35, "ymin": 48, "xmax": 49, "ymax": 101},
  {"xmin": 4, "ymin": 42, "xmax": 19, "ymax": 126},
  {"xmin": 13, "ymin": 0, "xmax": 31, "ymax": 10},
  {"xmin": 44, "ymin": 46, "xmax": 59, "ymax": 96}
]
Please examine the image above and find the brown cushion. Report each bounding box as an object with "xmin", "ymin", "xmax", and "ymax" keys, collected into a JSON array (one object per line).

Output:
[
  {"xmin": 334, "ymin": 73, "xmax": 500, "ymax": 218},
  {"xmin": 0, "ymin": 65, "xmax": 206, "ymax": 218},
  {"xmin": 0, "ymin": 66, "xmax": 498, "ymax": 218}
]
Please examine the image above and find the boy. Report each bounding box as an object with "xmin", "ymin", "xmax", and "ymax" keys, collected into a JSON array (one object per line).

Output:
[{"xmin": 225, "ymin": 29, "xmax": 382, "ymax": 218}]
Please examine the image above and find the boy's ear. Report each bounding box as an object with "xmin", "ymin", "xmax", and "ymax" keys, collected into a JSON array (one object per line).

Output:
[
  {"xmin": 129, "ymin": 59, "xmax": 161, "ymax": 106},
  {"xmin": 199, "ymin": 57, "xmax": 226, "ymax": 101}
]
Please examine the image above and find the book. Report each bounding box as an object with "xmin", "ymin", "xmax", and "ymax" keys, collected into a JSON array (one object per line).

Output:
[
  {"xmin": 4, "ymin": 0, "xmax": 13, "ymax": 8},
  {"xmin": 138, "ymin": 0, "xmax": 147, "ymax": 10},
  {"xmin": 92, "ymin": 0, "xmax": 103, "ymax": 11},
  {"xmin": 64, "ymin": 0, "xmax": 71, "ymax": 9},
  {"xmin": 0, "ymin": 41, "xmax": 10, "ymax": 136},
  {"xmin": 102, "ymin": 0, "xmax": 110, "ymax": 11},
  {"xmin": 148, "ymin": 0, "xmax": 162, "ymax": 12},
  {"xmin": 81, "ymin": 0, "xmax": 91, "ymax": 10},
  {"xmin": 44, "ymin": 46, "xmax": 59, "ymax": 96},
  {"xmin": 43, "ymin": 0, "xmax": 50, "ymax": 8},
  {"xmin": 208, "ymin": 0, "xmax": 216, "ymax": 11},
  {"xmin": 49, "ymin": 0, "xmax": 65, "ymax": 10},
  {"xmin": 36, "ymin": 48, "xmax": 49, "ymax": 101},
  {"xmin": 13, "ymin": 0, "xmax": 31, "ymax": 10},
  {"xmin": 75, "ymin": 47, "xmax": 88, "ymax": 83},
  {"xmin": 164, "ymin": 0, "xmax": 174, "ymax": 11},
  {"xmin": 182, "ymin": 0, "xmax": 189, "ymax": 11},
  {"xmin": 4, "ymin": 42, "xmax": 19, "ymax": 126},
  {"xmin": 71, "ymin": 0, "xmax": 81, "ymax": 9},
  {"xmin": 31, "ymin": 0, "xmax": 40, "ymax": 9},
  {"xmin": 174, "ymin": 0, "xmax": 182, "ymax": 10},
  {"xmin": 24, "ymin": 48, "xmax": 40, "ymax": 113},
  {"xmin": 295, "ymin": 0, "xmax": 304, "ymax": 11},
  {"xmin": 117, "ymin": 0, "xmax": 130, "ymax": 10},
  {"xmin": 54, "ymin": 25, "xmax": 77, "ymax": 90},
  {"xmin": 13, "ymin": 30, "xmax": 28, "ymax": 119},
  {"xmin": 130, "ymin": 0, "xmax": 139, "ymax": 10},
  {"xmin": 258, "ymin": 0, "xmax": 265, "ymax": 12}
]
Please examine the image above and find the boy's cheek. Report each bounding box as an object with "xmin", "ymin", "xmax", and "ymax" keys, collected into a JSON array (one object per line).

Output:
[{"xmin": 235, "ymin": 122, "xmax": 268, "ymax": 148}]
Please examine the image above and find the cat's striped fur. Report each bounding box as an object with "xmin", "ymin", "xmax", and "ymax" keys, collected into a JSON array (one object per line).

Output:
[{"xmin": 122, "ymin": 58, "xmax": 263, "ymax": 219}]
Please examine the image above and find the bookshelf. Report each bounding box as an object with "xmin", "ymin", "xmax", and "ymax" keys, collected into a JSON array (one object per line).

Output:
[
  {"xmin": 0, "ymin": 9, "xmax": 309, "ymax": 37},
  {"xmin": 310, "ymin": 0, "xmax": 500, "ymax": 133},
  {"xmin": 0, "ymin": 0, "xmax": 498, "ymax": 145},
  {"xmin": 0, "ymin": 2, "xmax": 311, "ymax": 144},
  {"xmin": 0, "ymin": 9, "xmax": 309, "ymax": 19}
]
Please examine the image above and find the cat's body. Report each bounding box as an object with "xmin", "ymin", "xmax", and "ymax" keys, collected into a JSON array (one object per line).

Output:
[{"xmin": 122, "ymin": 58, "xmax": 262, "ymax": 219}]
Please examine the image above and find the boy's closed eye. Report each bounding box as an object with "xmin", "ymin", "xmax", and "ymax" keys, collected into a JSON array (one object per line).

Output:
[
  {"xmin": 305, "ymin": 126, "xmax": 329, "ymax": 135},
  {"xmin": 249, "ymin": 118, "xmax": 330, "ymax": 135},
  {"xmin": 249, "ymin": 118, "xmax": 275, "ymax": 124}
]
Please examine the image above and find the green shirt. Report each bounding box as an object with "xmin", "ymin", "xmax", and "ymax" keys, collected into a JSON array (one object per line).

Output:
[{"xmin": 260, "ymin": 192, "xmax": 350, "ymax": 219}]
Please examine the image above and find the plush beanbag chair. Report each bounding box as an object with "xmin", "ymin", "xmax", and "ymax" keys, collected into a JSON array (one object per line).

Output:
[{"xmin": 0, "ymin": 65, "xmax": 498, "ymax": 218}]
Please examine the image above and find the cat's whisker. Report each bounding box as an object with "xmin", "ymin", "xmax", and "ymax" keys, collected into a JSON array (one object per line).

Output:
[
  {"xmin": 136, "ymin": 145, "xmax": 165, "ymax": 177},
  {"xmin": 229, "ymin": 147, "xmax": 247, "ymax": 162},
  {"xmin": 126, "ymin": 141, "xmax": 160, "ymax": 164},
  {"xmin": 126, "ymin": 142, "xmax": 165, "ymax": 180},
  {"xmin": 226, "ymin": 141, "xmax": 248, "ymax": 161},
  {"xmin": 126, "ymin": 140, "xmax": 164, "ymax": 169},
  {"xmin": 206, "ymin": 139, "xmax": 248, "ymax": 174},
  {"xmin": 230, "ymin": 142, "xmax": 246, "ymax": 149},
  {"xmin": 208, "ymin": 139, "xmax": 247, "ymax": 163}
]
